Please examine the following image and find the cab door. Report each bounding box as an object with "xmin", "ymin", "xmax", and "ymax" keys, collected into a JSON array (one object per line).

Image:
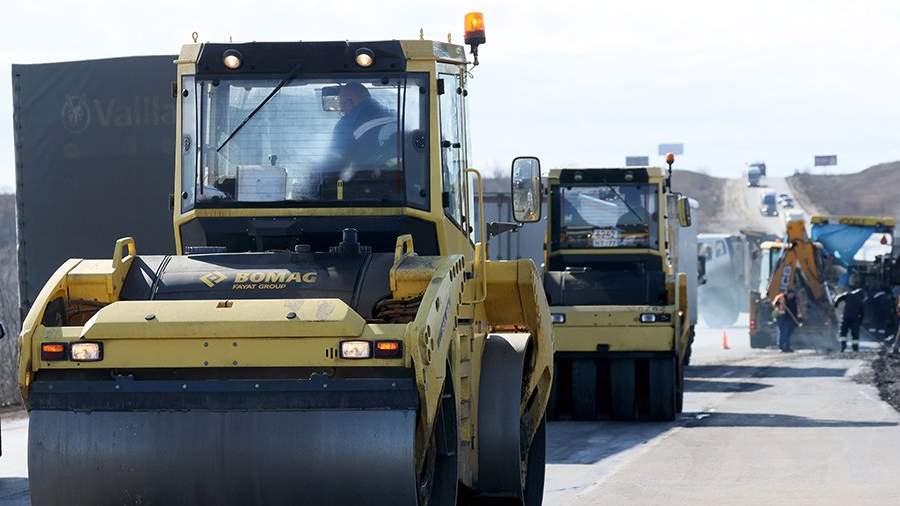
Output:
[{"xmin": 438, "ymin": 71, "xmax": 474, "ymax": 250}]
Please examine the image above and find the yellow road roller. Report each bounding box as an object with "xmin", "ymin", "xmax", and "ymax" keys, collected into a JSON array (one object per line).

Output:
[
  {"xmin": 18, "ymin": 13, "xmax": 553, "ymax": 505},
  {"xmin": 543, "ymin": 159, "xmax": 696, "ymax": 420}
]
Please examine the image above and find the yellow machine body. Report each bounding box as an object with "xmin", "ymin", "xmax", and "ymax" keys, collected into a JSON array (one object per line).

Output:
[
  {"xmin": 18, "ymin": 35, "xmax": 553, "ymax": 505},
  {"xmin": 543, "ymin": 167, "xmax": 694, "ymax": 420}
]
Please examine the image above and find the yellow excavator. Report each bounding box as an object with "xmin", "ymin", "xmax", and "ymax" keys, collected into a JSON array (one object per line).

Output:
[
  {"xmin": 750, "ymin": 218, "xmax": 838, "ymax": 350},
  {"xmin": 18, "ymin": 14, "xmax": 554, "ymax": 505},
  {"xmin": 750, "ymin": 215, "xmax": 895, "ymax": 350}
]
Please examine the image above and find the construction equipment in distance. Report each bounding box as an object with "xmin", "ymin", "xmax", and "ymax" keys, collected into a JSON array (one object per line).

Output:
[
  {"xmin": 18, "ymin": 14, "xmax": 555, "ymax": 505},
  {"xmin": 749, "ymin": 217, "xmax": 837, "ymax": 350},
  {"xmin": 748, "ymin": 215, "xmax": 894, "ymax": 350},
  {"xmin": 748, "ymin": 238, "xmax": 784, "ymax": 347},
  {"xmin": 542, "ymin": 158, "xmax": 697, "ymax": 420},
  {"xmin": 699, "ymin": 230, "xmax": 777, "ymax": 328},
  {"xmin": 815, "ymin": 215, "xmax": 895, "ymax": 341},
  {"xmin": 698, "ymin": 233, "xmax": 752, "ymax": 327}
]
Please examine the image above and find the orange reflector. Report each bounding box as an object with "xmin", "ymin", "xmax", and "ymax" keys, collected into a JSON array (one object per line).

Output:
[
  {"xmin": 665, "ymin": 152, "xmax": 675, "ymax": 164},
  {"xmin": 40, "ymin": 342, "xmax": 67, "ymax": 361},
  {"xmin": 374, "ymin": 340, "xmax": 403, "ymax": 359},
  {"xmin": 464, "ymin": 12, "xmax": 486, "ymax": 46}
]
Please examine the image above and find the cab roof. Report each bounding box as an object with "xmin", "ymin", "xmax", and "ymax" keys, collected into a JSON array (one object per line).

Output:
[
  {"xmin": 548, "ymin": 167, "xmax": 664, "ymax": 184},
  {"xmin": 180, "ymin": 39, "xmax": 467, "ymax": 74},
  {"xmin": 810, "ymin": 215, "xmax": 895, "ymax": 228}
]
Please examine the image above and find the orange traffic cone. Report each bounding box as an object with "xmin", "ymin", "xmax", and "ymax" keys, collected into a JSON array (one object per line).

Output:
[{"xmin": 721, "ymin": 330, "xmax": 730, "ymax": 350}]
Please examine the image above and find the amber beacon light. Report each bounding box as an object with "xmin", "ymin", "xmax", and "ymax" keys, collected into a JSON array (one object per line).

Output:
[{"xmin": 464, "ymin": 12, "xmax": 486, "ymax": 65}]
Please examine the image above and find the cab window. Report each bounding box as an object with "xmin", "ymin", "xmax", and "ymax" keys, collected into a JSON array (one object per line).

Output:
[{"xmin": 439, "ymin": 74, "xmax": 464, "ymax": 228}]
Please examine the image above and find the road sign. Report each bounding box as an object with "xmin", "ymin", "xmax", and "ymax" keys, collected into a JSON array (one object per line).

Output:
[
  {"xmin": 658, "ymin": 143, "xmax": 684, "ymax": 156},
  {"xmin": 625, "ymin": 156, "xmax": 649, "ymax": 167},
  {"xmin": 814, "ymin": 155, "xmax": 837, "ymax": 167}
]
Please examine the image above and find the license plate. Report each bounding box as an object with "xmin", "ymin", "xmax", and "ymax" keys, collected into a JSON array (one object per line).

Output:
[{"xmin": 592, "ymin": 228, "xmax": 620, "ymax": 247}]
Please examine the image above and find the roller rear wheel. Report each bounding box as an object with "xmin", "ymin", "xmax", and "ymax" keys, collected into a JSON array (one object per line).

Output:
[
  {"xmin": 648, "ymin": 357, "xmax": 676, "ymax": 421},
  {"xmin": 570, "ymin": 359, "xmax": 597, "ymax": 420},
  {"xmin": 610, "ymin": 359, "xmax": 636, "ymax": 420}
]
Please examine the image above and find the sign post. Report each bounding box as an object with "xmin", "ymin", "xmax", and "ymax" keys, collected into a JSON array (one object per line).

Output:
[
  {"xmin": 658, "ymin": 143, "xmax": 684, "ymax": 156},
  {"xmin": 814, "ymin": 155, "xmax": 837, "ymax": 174},
  {"xmin": 625, "ymin": 156, "xmax": 649, "ymax": 167}
]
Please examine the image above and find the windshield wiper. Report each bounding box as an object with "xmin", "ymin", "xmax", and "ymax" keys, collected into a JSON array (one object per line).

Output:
[{"xmin": 216, "ymin": 62, "xmax": 304, "ymax": 153}]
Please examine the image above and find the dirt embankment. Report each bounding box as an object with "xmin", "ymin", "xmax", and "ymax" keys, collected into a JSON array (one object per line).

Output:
[
  {"xmin": 671, "ymin": 170, "xmax": 732, "ymax": 233},
  {"xmin": 873, "ymin": 350, "xmax": 900, "ymax": 412},
  {"xmin": 788, "ymin": 161, "xmax": 900, "ymax": 219}
]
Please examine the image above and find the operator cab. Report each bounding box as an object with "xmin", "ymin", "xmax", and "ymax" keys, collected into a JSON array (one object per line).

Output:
[
  {"xmin": 174, "ymin": 40, "xmax": 478, "ymax": 257},
  {"xmin": 544, "ymin": 168, "xmax": 668, "ymax": 306}
]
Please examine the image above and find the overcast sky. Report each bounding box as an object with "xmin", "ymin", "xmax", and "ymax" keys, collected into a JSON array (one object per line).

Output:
[{"xmin": 3, "ymin": 0, "xmax": 900, "ymax": 191}]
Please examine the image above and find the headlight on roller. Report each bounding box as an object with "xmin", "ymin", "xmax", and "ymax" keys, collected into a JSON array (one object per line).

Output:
[
  {"xmin": 339, "ymin": 340, "xmax": 372, "ymax": 359},
  {"xmin": 551, "ymin": 313, "xmax": 566, "ymax": 324},
  {"xmin": 640, "ymin": 313, "xmax": 672, "ymax": 323},
  {"xmin": 70, "ymin": 342, "xmax": 103, "ymax": 361}
]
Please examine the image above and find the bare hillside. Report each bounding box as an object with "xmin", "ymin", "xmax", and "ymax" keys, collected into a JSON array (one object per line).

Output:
[
  {"xmin": 788, "ymin": 161, "xmax": 900, "ymax": 219},
  {"xmin": 671, "ymin": 170, "xmax": 729, "ymax": 233}
]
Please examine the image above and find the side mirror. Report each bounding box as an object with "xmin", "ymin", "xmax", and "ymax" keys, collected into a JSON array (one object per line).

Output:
[
  {"xmin": 511, "ymin": 156, "xmax": 542, "ymax": 223},
  {"xmin": 676, "ymin": 195, "xmax": 692, "ymax": 228}
]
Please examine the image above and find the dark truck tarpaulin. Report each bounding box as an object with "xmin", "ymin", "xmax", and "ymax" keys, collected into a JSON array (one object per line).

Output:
[{"xmin": 12, "ymin": 56, "xmax": 177, "ymax": 318}]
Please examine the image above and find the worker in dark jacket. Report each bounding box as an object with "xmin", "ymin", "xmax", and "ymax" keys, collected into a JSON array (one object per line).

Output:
[
  {"xmin": 321, "ymin": 83, "xmax": 396, "ymax": 180},
  {"xmin": 869, "ymin": 285, "xmax": 896, "ymax": 342},
  {"xmin": 772, "ymin": 289, "xmax": 803, "ymax": 353},
  {"xmin": 892, "ymin": 290, "xmax": 900, "ymax": 355},
  {"xmin": 835, "ymin": 287, "xmax": 866, "ymax": 352}
]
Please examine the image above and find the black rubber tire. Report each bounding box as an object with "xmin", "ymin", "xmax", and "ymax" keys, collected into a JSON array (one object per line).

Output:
[
  {"xmin": 683, "ymin": 329, "xmax": 695, "ymax": 366},
  {"xmin": 463, "ymin": 418, "xmax": 546, "ymax": 506},
  {"xmin": 570, "ymin": 359, "xmax": 597, "ymax": 420},
  {"xmin": 675, "ymin": 362, "xmax": 685, "ymax": 414},
  {"xmin": 547, "ymin": 363, "xmax": 559, "ymax": 421},
  {"xmin": 648, "ymin": 357, "xmax": 676, "ymax": 421},
  {"xmin": 609, "ymin": 359, "xmax": 636, "ymax": 420},
  {"xmin": 420, "ymin": 375, "xmax": 459, "ymax": 506},
  {"xmin": 523, "ymin": 417, "xmax": 547, "ymax": 506}
]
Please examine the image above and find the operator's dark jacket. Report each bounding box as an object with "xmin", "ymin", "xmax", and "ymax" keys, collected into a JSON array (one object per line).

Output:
[
  {"xmin": 322, "ymin": 97, "xmax": 394, "ymax": 174},
  {"xmin": 834, "ymin": 288, "xmax": 866, "ymax": 321}
]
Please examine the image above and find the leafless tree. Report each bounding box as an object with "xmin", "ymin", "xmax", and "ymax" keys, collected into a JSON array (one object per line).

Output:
[{"xmin": 0, "ymin": 194, "xmax": 21, "ymax": 406}]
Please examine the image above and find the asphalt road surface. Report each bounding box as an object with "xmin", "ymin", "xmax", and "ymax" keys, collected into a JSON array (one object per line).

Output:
[
  {"xmin": 2, "ymin": 321, "xmax": 898, "ymax": 505},
  {"xmin": 543, "ymin": 321, "xmax": 899, "ymax": 505}
]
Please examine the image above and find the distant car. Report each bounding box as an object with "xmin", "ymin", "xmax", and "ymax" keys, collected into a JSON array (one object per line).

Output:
[
  {"xmin": 780, "ymin": 197, "xmax": 796, "ymax": 209},
  {"xmin": 760, "ymin": 191, "xmax": 778, "ymax": 216},
  {"xmin": 778, "ymin": 193, "xmax": 791, "ymax": 201}
]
